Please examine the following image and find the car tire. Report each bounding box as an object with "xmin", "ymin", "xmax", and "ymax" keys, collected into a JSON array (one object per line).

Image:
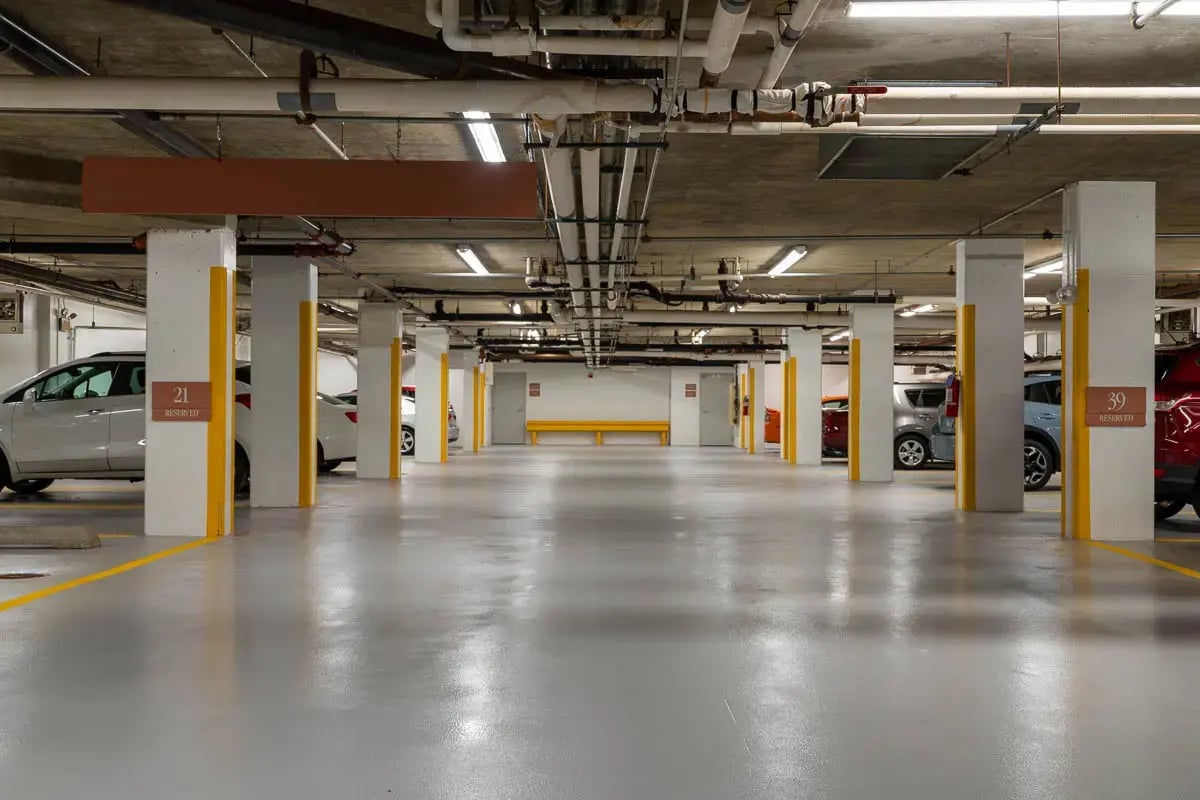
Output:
[
  {"xmin": 1023, "ymin": 438, "xmax": 1053, "ymax": 492},
  {"xmin": 401, "ymin": 425, "xmax": 416, "ymax": 457},
  {"xmin": 0, "ymin": 452, "xmax": 9, "ymax": 491},
  {"xmin": 320, "ymin": 459, "xmax": 343, "ymax": 473},
  {"xmin": 9, "ymin": 478, "xmax": 54, "ymax": 495},
  {"xmin": 1156, "ymin": 499, "xmax": 1186, "ymax": 520},
  {"xmin": 894, "ymin": 434, "xmax": 929, "ymax": 469},
  {"xmin": 233, "ymin": 444, "xmax": 250, "ymax": 497}
]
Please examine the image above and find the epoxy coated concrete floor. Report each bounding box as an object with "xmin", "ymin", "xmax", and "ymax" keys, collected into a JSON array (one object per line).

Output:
[{"xmin": 3, "ymin": 448, "xmax": 1200, "ymax": 799}]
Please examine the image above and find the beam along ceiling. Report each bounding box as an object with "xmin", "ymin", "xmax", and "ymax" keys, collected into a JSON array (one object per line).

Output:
[{"xmin": 0, "ymin": 0, "xmax": 1197, "ymax": 361}]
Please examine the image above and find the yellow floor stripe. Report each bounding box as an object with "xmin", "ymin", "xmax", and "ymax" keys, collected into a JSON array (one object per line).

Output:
[
  {"xmin": 1087, "ymin": 540, "xmax": 1200, "ymax": 582},
  {"xmin": 0, "ymin": 538, "xmax": 217, "ymax": 613},
  {"xmin": 1153, "ymin": 538, "xmax": 1200, "ymax": 544}
]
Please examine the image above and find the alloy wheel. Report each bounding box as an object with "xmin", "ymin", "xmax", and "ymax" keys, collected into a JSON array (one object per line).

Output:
[
  {"xmin": 1024, "ymin": 443, "xmax": 1050, "ymax": 489},
  {"xmin": 897, "ymin": 438, "xmax": 926, "ymax": 467}
]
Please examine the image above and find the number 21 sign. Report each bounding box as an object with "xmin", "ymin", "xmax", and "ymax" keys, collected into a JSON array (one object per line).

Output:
[
  {"xmin": 151, "ymin": 381, "xmax": 213, "ymax": 422},
  {"xmin": 1085, "ymin": 386, "xmax": 1146, "ymax": 427}
]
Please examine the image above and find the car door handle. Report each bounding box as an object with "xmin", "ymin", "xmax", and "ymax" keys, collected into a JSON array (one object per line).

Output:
[{"xmin": 1036, "ymin": 413, "xmax": 1057, "ymax": 420}]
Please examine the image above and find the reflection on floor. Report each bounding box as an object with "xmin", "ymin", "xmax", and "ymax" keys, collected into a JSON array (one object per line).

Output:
[{"xmin": 2, "ymin": 448, "xmax": 1200, "ymax": 798}]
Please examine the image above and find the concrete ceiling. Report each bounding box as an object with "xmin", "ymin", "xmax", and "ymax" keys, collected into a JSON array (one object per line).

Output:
[{"xmin": 0, "ymin": 0, "xmax": 1197, "ymax": 353}]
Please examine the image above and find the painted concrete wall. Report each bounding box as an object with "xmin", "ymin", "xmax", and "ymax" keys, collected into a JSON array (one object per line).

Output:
[{"xmin": 493, "ymin": 362, "xmax": 673, "ymax": 445}]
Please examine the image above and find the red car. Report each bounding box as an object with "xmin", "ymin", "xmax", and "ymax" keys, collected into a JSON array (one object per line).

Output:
[
  {"xmin": 765, "ymin": 397, "xmax": 849, "ymax": 450},
  {"xmin": 1154, "ymin": 343, "xmax": 1200, "ymax": 519}
]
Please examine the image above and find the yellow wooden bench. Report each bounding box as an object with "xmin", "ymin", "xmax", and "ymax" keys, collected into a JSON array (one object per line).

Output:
[{"xmin": 526, "ymin": 420, "xmax": 670, "ymax": 446}]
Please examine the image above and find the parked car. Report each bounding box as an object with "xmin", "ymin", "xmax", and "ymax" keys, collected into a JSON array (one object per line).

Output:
[
  {"xmin": 765, "ymin": 396, "xmax": 848, "ymax": 444},
  {"xmin": 1154, "ymin": 343, "xmax": 1200, "ymax": 519},
  {"xmin": 337, "ymin": 385, "xmax": 458, "ymax": 456},
  {"xmin": 930, "ymin": 372, "xmax": 1062, "ymax": 491},
  {"xmin": 0, "ymin": 354, "xmax": 358, "ymax": 496},
  {"xmin": 820, "ymin": 382, "xmax": 948, "ymax": 468}
]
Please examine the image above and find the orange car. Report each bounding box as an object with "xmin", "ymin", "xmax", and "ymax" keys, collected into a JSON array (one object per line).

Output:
[{"xmin": 765, "ymin": 396, "xmax": 847, "ymax": 444}]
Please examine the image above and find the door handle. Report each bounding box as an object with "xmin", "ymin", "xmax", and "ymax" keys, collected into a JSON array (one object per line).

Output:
[{"xmin": 1036, "ymin": 413, "xmax": 1057, "ymax": 421}]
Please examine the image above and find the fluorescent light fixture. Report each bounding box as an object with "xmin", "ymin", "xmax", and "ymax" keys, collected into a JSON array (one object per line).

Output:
[
  {"xmin": 691, "ymin": 328, "xmax": 710, "ymax": 345},
  {"xmin": 899, "ymin": 303, "xmax": 937, "ymax": 316},
  {"xmin": 509, "ymin": 299, "xmax": 523, "ymax": 316},
  {"xmin": 455, "ymin": 245, "xmax": 489, "ymax": 275},
  {"xmin": 1024, "ymin": 296, "xmax": 1060, "ymax": 304},
  {"xmin": 1023, "ymin": 258, "xmax": 1063, "ymax": 279},
  {"xmin": 829, "ymin": 329, "xmax": 851, "ymax": 341},
  {"xmin": 463, "ymin": 110, "xmax": 506, "ymax": 163},
  {"xmin": 766, "ymin": 246, "xmax": 809, "ymax": 277},
  {"xmin": 847, "ymin": 0, "xmax": 1200, "ymax": 18}
]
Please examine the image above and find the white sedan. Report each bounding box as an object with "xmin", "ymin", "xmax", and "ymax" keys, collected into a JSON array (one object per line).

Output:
[{"xmin": 0, "ymin": 354, "xmax": 357, "ymax": 496}]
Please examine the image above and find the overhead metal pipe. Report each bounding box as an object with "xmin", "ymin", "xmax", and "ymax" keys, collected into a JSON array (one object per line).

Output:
[
  {"xmin": 698, "ymin": 0, "xmax": 752, "ymax": 87},
  {"xmin": 756, "ymin": 0, "xmax": 821, "ymax": 89},
  {"xmin": 1133, "ymin": 0, "xmax": 1185, "ymax": 27}
]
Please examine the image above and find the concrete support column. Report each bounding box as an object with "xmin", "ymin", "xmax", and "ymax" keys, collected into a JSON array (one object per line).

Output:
[
  {"xmin": 749, "ymin": 358, "xmax": 766, "ymax": 455},
  {"xmin": 1063, "ymin": 181, "xmax": 1156, "ymax": 541},
  {"xmin": 780, "ymin": 352, "xmax": 790, "ymax": 461},
  {"xmin": 736, "ymin": 363, "xmax": 748, "ymax": 450},
  {"xmin": 356, "ymin": 304, "xmax": 403, "ymax": 479},
  {"xmin": 454, "ymin": 351, "xmax": 478, "ymax": 454},
  {"xmin": 145, "ymin": 227, "xmax": 236, "ymax": 537},
  {"xmin": 248, "ymin": 257, "xmax": 317, "ymax": 508},
  {"xmin": 415, "ymin": 326, "xmax": 449, "ymax": 463},
  {"xmin": 33, "ymin": 293, "xmax": 55, "ymax": 371},
  {"xmin": 787, "ymin": 328, "xmax": 823, "ymax": 466},
  {"xmin": 849, "ymin": 304, "xmax": 894, "ymax": 482},
  {"xmin": 954, "ymin": 239, "xmax": 1025, "ymax": 512}
]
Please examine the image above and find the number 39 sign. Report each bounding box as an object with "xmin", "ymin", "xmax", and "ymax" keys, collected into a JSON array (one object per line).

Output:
[
  {"xmin": 151, "ymin": 381, "xmax": 213, "ymax": 422},
  {"xmin": 1085, "ymin": 386, "xmax": 1147, "ymax": 427}
]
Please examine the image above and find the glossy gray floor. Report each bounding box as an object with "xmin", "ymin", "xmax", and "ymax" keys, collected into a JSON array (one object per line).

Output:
[{"xmin": 2, "ymin": 448, "xmax": 1200, "ymax": 799}]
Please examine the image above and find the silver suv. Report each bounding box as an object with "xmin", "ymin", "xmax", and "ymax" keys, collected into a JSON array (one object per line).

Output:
[{"xmin": 892, "ymin": 382, "xmax": 949, "ymax": 469}]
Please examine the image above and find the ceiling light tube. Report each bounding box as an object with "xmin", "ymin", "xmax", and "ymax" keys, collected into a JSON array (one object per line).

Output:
[
  {"xmin": 463, "ymin": 110, "xmax": 506, "ymax": 163},
  {"xmin": 509, "ymin": 299, "xmax": 523, "ymax": 316},
  {"xmin": 766, "ymin": 246, "xmax": 809, "ymax": 277},
  {"xmin": 829, "ymin": 329, "xmax": 851, "ymax": 341},
  {"xmin": 847, "ymin": 0, "xmax": 1200, "ymax": 18},
  {"xmin": 455, "ymin": 245, "xmax": 490, "ymax": 275}
]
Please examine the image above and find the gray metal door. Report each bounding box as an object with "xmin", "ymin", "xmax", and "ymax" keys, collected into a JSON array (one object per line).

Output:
[
  {"xmin": 491, "ymin": 371, "xmax": 527, "ymax": 445},
  {"xmin": 699, "ymin": 372, "xmax": 735, "ymax": 446}
]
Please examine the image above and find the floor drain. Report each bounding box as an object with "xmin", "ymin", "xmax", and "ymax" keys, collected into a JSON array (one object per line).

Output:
[{"xmin": 0, "ymin": 572, "xmax": 45, "ymax": 580}]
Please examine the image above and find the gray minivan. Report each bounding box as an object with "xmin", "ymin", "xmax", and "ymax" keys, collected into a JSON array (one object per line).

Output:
[{"xmin": 930, "ymin": 372, "xmax": 1063, "ymax": 490}]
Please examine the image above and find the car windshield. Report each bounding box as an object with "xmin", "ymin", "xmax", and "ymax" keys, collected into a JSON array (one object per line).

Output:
[{"xmin": 1156, "ymin": 353, "xmax": 1180, "ymax": 383}]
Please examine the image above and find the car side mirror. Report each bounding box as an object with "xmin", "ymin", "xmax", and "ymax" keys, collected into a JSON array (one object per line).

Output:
[{"xmin": 21, "ymin": 387, "xmax": 35, "ymax": 406}]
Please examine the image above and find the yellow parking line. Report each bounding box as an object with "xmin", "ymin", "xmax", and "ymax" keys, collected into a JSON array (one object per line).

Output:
[
  {"xmin": 0, "ymin": 538, "xmax": 218, "ymax": 613},
  {"xmin": 1087, "ymin": 540, "xmax": 1200, "ymax": 582},
  {"xmin": 1154, "ymin": 538, "xmax": 1200, "ymax": 544}
]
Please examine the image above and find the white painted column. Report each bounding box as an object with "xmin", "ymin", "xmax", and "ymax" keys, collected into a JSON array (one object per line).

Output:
[
  {"xmin": 248, "ymin": 257, "xmax": 317, "ymax": 508},
  {"xmin": 415, "ymin": 326, "xmax": 449, "ymax": 463},
  {"xmin": 33, "ymin": 294, "xmax": 55, "ymax": 371},
  {"xmin": 145, "ymin": 227, "xmax": 236, "ymax": 537},
  {"xmin": 481, "ymin": 362, "xmax": 493, "ymax": 447},
  {"xmin": 750, "ymin": 358, "xmax": 766, "ymax": 455},
  {"xmin": 356, "ymin": 304, "xmax": 402, "ymax": 479},
  {"xmin": 787, "ymin": 328, "xmax": 823, "ymax": 466},
  {"xmin": 736, "ymin": 363, "xmax": 749, "ymax": 450},
  {"xmin": 1063, "ymin": 181, "xmax": 1155, "ymax": 541},
  {"xmin": 453, "ymin": 350, "xmax": 477, "ymax": 454},
  {"xmin": 955, "ymin": 239, "xmax": 1025, "ymax": 512},
  {"xmin": 849, "ymin": 304, "xmax": 894, "ymax": 482}
]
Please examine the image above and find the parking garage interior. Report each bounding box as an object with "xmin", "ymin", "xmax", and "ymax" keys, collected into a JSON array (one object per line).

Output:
[{"xmin": 2, "ymin": 0, "xmax": 1200, "ymax": 796}]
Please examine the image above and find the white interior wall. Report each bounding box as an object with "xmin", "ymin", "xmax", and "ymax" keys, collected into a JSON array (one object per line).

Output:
[
  {"xmin": 493, "ymin": 362, "xmax": 672, "ymax": 445},
  {"xmin": 765, "ymin": 361, "xmax": 782, "ymax": 409},
  {"xmin": 0, "ymin": 293, "xmax": 41, "ymax": 391}
]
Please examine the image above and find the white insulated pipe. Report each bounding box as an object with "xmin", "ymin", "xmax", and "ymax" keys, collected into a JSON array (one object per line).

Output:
[
  {"xmin": 544, "ymin": 149, "xmax": 586, "ymax": 315},
  {"xmin": 581, "ymin": 147, "xmax": 603, "ymax": 319},
  {"xmin": 756, "ymin": 0, "xmax": 819, "ymax": 89},
  {"xmin": 699, "ymin": 0, "xmax": 752, "ymax": 85},
  {"xmin": 607, "ymin": 131, "xmax": 639, "ymax": 309},
  {"xmin": 0, "ymin": 76, "xmax": 656, "ymax": 115},
  {"xmin": 861, "ymin": 85, "xmax": 1200, "ymax": 116}
]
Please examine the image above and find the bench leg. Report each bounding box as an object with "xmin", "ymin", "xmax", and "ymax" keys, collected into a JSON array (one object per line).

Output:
[
  {"xmin": 595, "ymin": 431, "xmax": 603, "ymax": 446},
  {"xmin": 530, "ymin": 431, "xmax": 537, "ymax": 446},
  {"xmin": 660, "ymin": 431, "xmax": 668, "ymax": 446}
]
